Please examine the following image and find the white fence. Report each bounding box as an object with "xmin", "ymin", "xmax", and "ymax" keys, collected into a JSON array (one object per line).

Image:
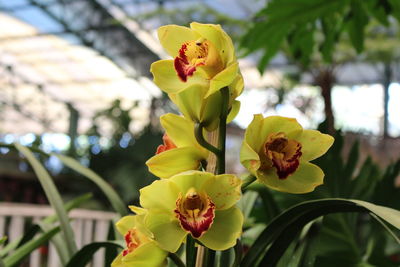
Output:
[{"xmin": 0, "ymin": 202, "xmax": 117, "ymax": 267}]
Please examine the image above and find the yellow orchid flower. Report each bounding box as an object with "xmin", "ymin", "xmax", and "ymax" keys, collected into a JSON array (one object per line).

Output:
[
  {"xmin": 151, "ymin": 22, "xmax": 243, "ymax": 130},
  {"xmin": 140, "ymin": 171, "xmax": 243, "ymax": 252},
  {"xmin": 111, "ymin": 208, "xmax": 167, "ymax": 267},
  {"xmin": 240, "ymin": 115, "xmax": 334, "ymax": 194},
  {"xmin": 146, "ymin": 113, "xmax": 209, "ymax": 178}
]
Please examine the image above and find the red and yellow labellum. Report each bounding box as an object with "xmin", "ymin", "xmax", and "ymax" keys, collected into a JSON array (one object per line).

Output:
[
  {"xmin": 174, "ymin": 39, "xmax": 223, "ymax": 82},
  {"xmin": 122, "ymin": 228, "xmax": 147, "ymax": 257},
  {"xmin": 156, "ymin": 134, "xmax": 177, "ymax": 154},
  {"xmin": 261, "ymin": 132, "xmax": 302, "ymax": 179},
  {"xmin": 174, "ymin": 188, "xmax": 215, "ymax": 238}
]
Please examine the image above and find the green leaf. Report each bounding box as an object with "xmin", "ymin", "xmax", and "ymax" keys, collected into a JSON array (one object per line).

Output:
[
  {"xmin": 0, "ymin": 194, "xmax": 92, "ymax": 263},
  {"xmin": 168, "ymin": 252, "xmax": 186, "ymax": 267},
  {"xmin": 248, "ymin": 184, "xmax": 280, "ymax": 223},
  {"xmin": 54, "ymin": 154, "xmax": 127, "ymax": 216},
  {"xmin": 3, "ymin": 226, "xmax": 60, "ymax": 267},
  {"xmin": 373, "ymin": 160, "xmax": 400, "ymax": 210},
  {"xmin": 241, "ymin": 0, "xmax": 349, "ymax": 69},
  {"xmin": 15, "ymin": 144, "xmax": 77, "ymax": 257},
  {"xmin": 186, "ymin": 235, "xmax": 197, "ymax": 267},
  {"xmin": 0, "ymin": 236, "xmax": 7, "ymax": 246},
  {"xmin": 346, "ymin": 0, "xmax": 369, "ymax": 53},
  {"xmin": 0, "ymin": 257, "xmax": 4, "ymax": 267},
  {"xmin": 42, "ymin": 193, "xmax": 93, "ymax": 224},
  {"xmin": 320, "ymin": 14, "xmax": 343, "ymax": 62},
  {"xmin": 343, "ymin": 140, "xmax": 359, "ymax": 179},
  {"xmin": 288, "ymin": 22, "xmax": 315, "ymax": 66},
  {"xmin": 388, "ymin": 0, "xmax": 400, "ymax": 21},
  {"xmin": 257, "ymin": 26, "xmax": 290, "ymax": 72},
  {"xmin": 351, "ymin": 200, "xmax": 400, "ymax": 229},
  {"xmin": 241, "ymin": 198, "xmax": 400, "ymax": 267},
  {"xmin": 364, "ymin": 0, "xmax": 390, "ymax": 25},
  {"xmin": 65, "ymin": 241, "xmax": 123, "ymax": 267},
  {"xmin": 237, "ymin": 191, "xmax": 258, "ymax": 219},
  {"xmin": 350, "ymin": 157, "xmax": 380, "ymax": 200}
]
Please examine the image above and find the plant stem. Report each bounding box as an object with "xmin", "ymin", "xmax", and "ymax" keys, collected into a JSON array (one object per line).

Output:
[
  {"xmin": 241, "ymin": 175, "xmax": 257, "ymax": 191},
  {"xmin": 194, "ymin": 124, "xmax": 221, "ymax": 158},
  {"xmin": 169, "ymin": 252, "xmax": 186, "ymax": 267},
  {"xmin": 217, "ymin": 87, "xmax": 229, "ymax": 175},
  {"xmin": 187, "ymin": 235, "xmax": 197, "ymax": 267},
  {"xmin": 219, "ymin": 248, "xmax": 232, "ymax": 266},
  {"xmin": 231, "ymin": 239, "xmax": 243, "ymax": 267},
  {"xmin": 204, "ymin": 247, "xmax": 216, "ymax": 266},
  {"xmin": 195, "ymin": 87, "xmax": 230, "ymax": 267}
]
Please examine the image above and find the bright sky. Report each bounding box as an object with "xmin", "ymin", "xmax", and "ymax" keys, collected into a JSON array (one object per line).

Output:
[{"xmin": 235, "ymin": 84, "xmax": 400, "ymax": 137}]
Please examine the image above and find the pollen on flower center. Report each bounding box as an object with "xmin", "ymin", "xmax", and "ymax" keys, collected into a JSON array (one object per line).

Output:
[
  {"xmin": 263, "ymin": 132, "xmax": 302, "ymax": 179},
  {"xmin": 174, "ymin": 39, "xmax": 223, "ymax": 82},
  {"xmin": 174, "ymin": 188, "xmax": 215, "ymax": 238}
]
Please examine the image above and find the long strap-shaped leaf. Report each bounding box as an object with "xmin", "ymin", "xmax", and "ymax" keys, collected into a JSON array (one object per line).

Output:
[
  {"xmin": 38, "ymin": 193, "xmax": 93, "ymax": 265},
  {"xmin": 54, "ymin": 154, "xmax": 127, "ymax": 216},
  {"xmin": 65, "ymin": 241, "xmax": 123, "ymax": 267},
  {"xmin": 15, "ymin": 144, "xmax": 77, "ymax": 258},
  {"xmin": 3, "ymin": 226, "xmax": 60, "ymax": 267},
  {"xmin": 241, "ymin": 198, "xmax": 400, "ymax": 267}
]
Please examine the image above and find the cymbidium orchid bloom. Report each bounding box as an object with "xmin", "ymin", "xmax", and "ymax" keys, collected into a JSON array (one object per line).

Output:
[
  {"xmin": 240, "ymin": 115, "xmax": 334, "ymax": 194},
  {"xmin": 150, "ymin": 22, "xmax": 243, "ymax": 130},
  {"xmin": 140, "ymin": 171, "xmax": 243, "ymax": 252},
  {"xmin": 146, "ymin": 113, "xmax": 209, "ymax": 178},
  {"xmin": 111, "ymin": 207, "xmax": 167, "ymax": 267}
]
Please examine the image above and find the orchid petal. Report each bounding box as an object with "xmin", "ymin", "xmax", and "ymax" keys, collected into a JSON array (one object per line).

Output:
[
  {"xmin": 140, "ymin": 180, "xmax": 180, "ymax": 212},
  {"xmin": 298, "ymin": 130, "xmax": 334, "ymax": 161},
  {"xmin": 144, "ymin": 211, "xmax": 187, "ymax": 253},
  {"xmin": 206, "ymin": 62, "xmax": 239, "ymax": 98},
  {"xmin": 170, "ymin": 170, "xmax": 212, "ymax": 193},
  {"xmin": 202, "ymin": 174, "xmax": 242, "ymax": 210},
  {"xmin": 150, "ymin": 60, "xmax": 207, "ymax": 94},
  {"xmin": 158, "ymin": 25, "xmax": 200, "ymax": 58},
  {"xmin": 257, "ymin": 162, "xmax": 324, "ymax": 194},
  {"xmin": 190, "ymin": 22, "xmax": 235, "ymax": 65},
  {"xmin": 112, "ymin": 242, "xmax": 167, "ymax": 267},
  {"xmin": 198, "ymin": 207, "xmax": 243, "ymax": 251},
  {"xmin": 227, "ymin": 100, "xmax": 240, "ymax": 123},
  {"xmin": 146, "ymin": 147, "xmax": 204, "ymax": 179}
]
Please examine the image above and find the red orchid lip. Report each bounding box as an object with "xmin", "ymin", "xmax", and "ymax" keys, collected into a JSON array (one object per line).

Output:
[
  {"xmin": 263, "ymin": 133, "xmax": 302, "ymax": 179},
  {"xmin": 174, "ymin": 192, "xmax": 215, "ymax": 238},
  {"xmin": 122, "ymin": 229, "xmax": 141, "ymax": 256},
  {"xmin": 174, "ymin": 41, "xmax": 207, "ymax": 82}
]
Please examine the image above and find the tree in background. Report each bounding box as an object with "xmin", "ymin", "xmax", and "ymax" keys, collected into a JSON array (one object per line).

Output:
[{"xmin": 241, "ymin": 0, "xmax": 400, "ymax": 135}]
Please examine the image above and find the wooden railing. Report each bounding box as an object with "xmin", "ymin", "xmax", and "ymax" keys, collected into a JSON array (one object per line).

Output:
[{"xmin": 0, "ymin": 202, "xmax": 117, "ymax": 267}]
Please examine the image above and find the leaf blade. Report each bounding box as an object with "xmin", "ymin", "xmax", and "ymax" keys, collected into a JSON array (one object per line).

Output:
[
  {"xmin": 54, "ymin": 154, "xmax": 127, "ymax": 216},
  {"xmin": 15, "ymin": 144, "xmax": 77, "ymax": 257}
]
